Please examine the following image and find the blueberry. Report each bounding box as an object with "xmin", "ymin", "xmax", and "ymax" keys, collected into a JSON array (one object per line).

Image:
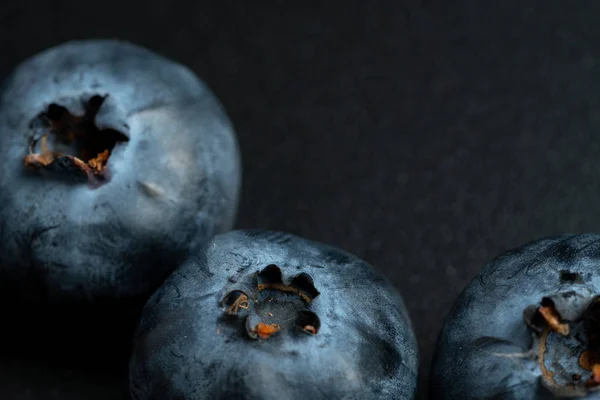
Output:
[
  {"xmin": 129, "ymin": 230, "xmax": 418, "ymax": 399},
  {"xmin": 430, "ymin": 234, "xmax": 600, "ymax": 399},
  {"xmin": 0, "ymin": 39, "xmax": 241, "ymax": 304}
]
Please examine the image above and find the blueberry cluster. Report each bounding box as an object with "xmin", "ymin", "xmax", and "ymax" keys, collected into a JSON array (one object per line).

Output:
[
  {"xmin": 0, "ymin": 40, "xmax": 418, "ymax": 399},
  {"xmin": 4, "ymin": 39, "xmax": 591, "ymax": 400}
]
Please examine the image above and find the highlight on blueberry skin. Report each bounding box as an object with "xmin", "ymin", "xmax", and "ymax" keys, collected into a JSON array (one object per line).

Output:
[
  {"xmin": 0, "ymin": 39, "xmax": 241, "ymax": 303},
  {"xmin": 430, "ymin": 234, "xmax": 600, "ymax": 399},
  {"xmin": 129, "ymin": 230, "xmax": 419, "ymax": 400}
]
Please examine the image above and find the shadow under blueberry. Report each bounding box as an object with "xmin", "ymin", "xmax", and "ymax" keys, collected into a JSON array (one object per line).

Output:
[{"xmin": 0, "ymin": 294, "xmax": 144, "ymax": 399}]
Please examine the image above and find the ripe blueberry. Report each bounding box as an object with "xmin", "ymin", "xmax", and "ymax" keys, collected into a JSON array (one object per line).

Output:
[
  {"xmin": 129, "ymin": 230, "xmax": 419, "ymax": 399},
  {"xmin": 430, "ymin": 234, "xmax": 600, "ymax": 399},
  {"xmin": 0, "ymin": 39, "xmax": 241, "ymax": 304}
]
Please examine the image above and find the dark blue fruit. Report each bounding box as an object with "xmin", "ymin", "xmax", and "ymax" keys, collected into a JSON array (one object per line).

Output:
[
  {"xmin": 430, "ymin": 233, "xmax": 600, "ymax": 399},
  {"xmin": 129, "ymin": 230, "xmax": 419, "ymax": 399},
  {"xmin": 0, "ymin": 39, "xmax": 241, "ymax": 304}
]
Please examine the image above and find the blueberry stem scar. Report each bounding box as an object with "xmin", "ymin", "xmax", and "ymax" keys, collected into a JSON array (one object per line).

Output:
[
  {"xmin": 224, "ymin": 292, "xmax": 249, "ymax": 315},
  {"xmin": 538, "ymin": 327, "xmax": 555, "ymax": 386},
  {"xmin": 527, "ymin": 296, "xmax": 600, "ymax": 395},
  {"xmin": 591, "ymin": 365, "xmax": 600, "ymax": 386},
  {"xmin": 257, "ymin": 282, "xmax": 314, "ymax": 303},
  {"xmin": 23, "ymin": 95, "xmax": 128, "ymax": 186},
  {"xmin": 221, "ymin": 265, "xmax": 322, "ymax": 341},
  {"xmin": 250, "ymin": 322, "xmax": 281, "ymax": 340},
  {"xmin": 256, "ymin": 266, "xmax": 320, "ymax": 303},
  {"xmin": 538, "ymin": 305, "xmax": 570, "ymax": 336},
  {"xmin": 303, "ymin": 325, "xmax": 317, "ymax": 334}
]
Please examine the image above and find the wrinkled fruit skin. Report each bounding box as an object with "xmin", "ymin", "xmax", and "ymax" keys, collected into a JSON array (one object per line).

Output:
[
  {"xmin": 0, "ymin": 39, "xmax": 241, "ymax": 303},
  {"xmin": 430, "ymin": 234, "xmax": 600, "ymax": 399},
  {"xmin": 129, "ymin": 230, "xmax": 419, "ymax": 400}
]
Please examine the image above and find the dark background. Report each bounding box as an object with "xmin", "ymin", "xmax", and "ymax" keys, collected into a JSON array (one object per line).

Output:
[{"xmin": 2, "ymin": 1, "xmax": 600, "ymax": 399}]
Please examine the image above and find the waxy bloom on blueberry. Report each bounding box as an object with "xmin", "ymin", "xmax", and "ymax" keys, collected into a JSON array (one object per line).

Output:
[
  {"xmin": 129, "ymin": 230, "xmax": 419, "ymax": 399},
  {"xmin": 0, "ymin": 39, "xmax": 241, "ymax": 303},
  {"xmin": 431, "ymin": 234, "xmax": 600, "ymax": 399}
]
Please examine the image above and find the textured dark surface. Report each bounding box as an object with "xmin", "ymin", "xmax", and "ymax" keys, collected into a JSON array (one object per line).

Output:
[{"xmin": 1, "ymin": 1, "xmax": 600, "ymax": 399}]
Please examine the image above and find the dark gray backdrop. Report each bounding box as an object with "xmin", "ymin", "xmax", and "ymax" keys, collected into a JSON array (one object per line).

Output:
[{"xmin": 2, "ymin": 1, "xmax": 599, "ymax": 399}]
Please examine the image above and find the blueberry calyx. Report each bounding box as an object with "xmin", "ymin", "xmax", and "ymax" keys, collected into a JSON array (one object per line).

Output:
[
  {"xmin": 223, "ymin": 290, "xmax": 250, "ymax": 315},
  {"xmin": 23, "ymin": 94, "xmax": 129, "ymax": 187},
  {"xmin": 221, "ymin": 264, "xmax": 321, "ymax": 340},
  {"xmin": 256, "ymin": 264, "xmax": 321, "ymax": 304},
  {"xmin": 295, "ymin": 310, "xmax": 321, "ymax": 335},
  {"xmin": 523, "ymin": 294, "xmax": 600, "ymax": 396},
  {"xmin": 246, "ymin": 321, "xmax": 281, "ymax": 340}
]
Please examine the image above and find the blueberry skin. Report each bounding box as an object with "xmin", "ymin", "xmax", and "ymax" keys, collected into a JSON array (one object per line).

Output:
[
  {"xmin": 129, "ymin": 229, "xmax": 419, "ymax": 400},
  {"xmin": 430, "ymin": 234, "xmax": 600, "ymax": 399},
  {"xmin": 0, "ymin": 40, "xmax": 241, "ymax": 303}
]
